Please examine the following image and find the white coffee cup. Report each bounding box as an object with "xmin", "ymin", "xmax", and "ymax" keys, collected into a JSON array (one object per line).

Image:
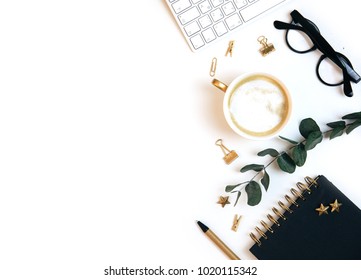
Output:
[{"xmin": 212, "ymin": 73, "xmax": 292, "ymax": 140}]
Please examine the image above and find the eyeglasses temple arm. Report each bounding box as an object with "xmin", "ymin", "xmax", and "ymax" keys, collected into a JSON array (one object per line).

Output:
[
  {"xmin": 342, "ymin": 61, "xmax": 361, "ymax": 84},
  {"xmin": 273, "ymin": 20, "xmax": 304, "ymax": 31},
  {"xmin": 343, "ymin": 76, "xmax": 353, "ymax": 97}
]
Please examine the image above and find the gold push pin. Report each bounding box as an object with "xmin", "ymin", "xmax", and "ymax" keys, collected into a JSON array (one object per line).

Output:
[
  {"xmin": 215, "ymin": 139, "xmax": 238, "ymax": 164},
  {"xmin": 209, "ymin": 57, "xmax": 217, "ymax": 77},
  {"xmin": 258, "ymin": 36, "xmax": 275, "ymax": 56},
  {"xmin": 231, "ymin": 214, "xmax": 242, "ymax": 232},
  {"xmin": 225, "ymin": 40, "xmax": 235, "ymax": 57}
]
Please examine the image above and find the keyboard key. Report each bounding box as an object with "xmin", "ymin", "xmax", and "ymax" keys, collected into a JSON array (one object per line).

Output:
[
  {"xmin": 214, "ymin": 21, "xmax": 228, "ymax": 36},
  {"xmin": 191, "ymin": 0, "xmax": 202, "ymax": 3},
  {"xmin": 210, "ymin": 8, "xmax": 224, "ymax": 22},
  {"xmin": 240, "ymin": 0, "xmax": 285, "ymax": 22},
  {"xmin": 222, "ymin": 2, "xmax": 236, "ymax": 16},
  {"xmin": 184, "ymin": 21, "xmax": 201, "ymax": 36},
  {"xmin": 190, "ymin": 34, "xmax": 205, "ymax": 49},
  {"xmin": 199, "ymin": 14, "xmax": 212, "ymax": 28},
  {"xmin": 178, "ymin": 6, "xmax": 201, "ymax": 25},
  {"xmin": 202, "ymin": 28, "xmax": 217, "ymax": 43},
  {"xmin": 225, "ymin": 13, "xmax": 242, "ymax": 30},
  {"xmin": 234, "ymin": 0, "xmax": 248, "ymax": 9},
  {"xmin": 172, "ymin": 0, "xmax": 192, "ymax": 14},
  {"xmin": 210, "ymin": 0, "xmax": 224, "ymax": 7},
  {"xmin": 199, "ymin": 0, "xmax": 212, "ymax": 14}
]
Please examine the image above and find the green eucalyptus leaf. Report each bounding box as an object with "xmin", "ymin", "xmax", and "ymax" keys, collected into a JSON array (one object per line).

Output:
[
  {"xmin": 279, "ymin": 135, "xmax": 299, "ymax": 145},
  {"xmin": 342, "ymin": 112, "xmax": 361, "ymax": 120},
  {"xmin": 240, "ymin": 164, "xmax": 264, "ymax": 173},
  {"xmin": 277, "ymin": 153, "xmax": 296, "ymax": 173},
  {"xmin": 299, "ymin": 118, "xmax": 321, "ymax": 138},
  {"xmin": 305, "ymin": 131, "xmax": 323, "ymax": 150},
  {"xmin": 330, "ymin": 126, "xmax": 344, "ymax": 139},
  {"xmin": 327, "ymin": 121, "xmax": 346, "ymax": 140},
  {"xmin": 261, "ymin": 170, "xmax": 270, "ymax": 191},
  {"xmin": 257, "ymin": 148, "xmax": 279, "ymax": 157},
  {"xmin": 346, "ymin": 120, "xmax": 361, "ymax": 134},
  {"xmin": 234, "ymin": 191, "xmax": 242, "ymax": 206},
  {"xmin": 292, "ymin": 143, "xmax": 307, "ymax": 166},
  {"xmin": 225, "ymin": 184, "xmax": 240, "ymax": 193},
  {"xmin": 327, "ymin": 121, "xmax": 346, "ymax": 129},
  {"xmin": 245, "ymin": 181, "xmax": 262, "ymax": 206}
]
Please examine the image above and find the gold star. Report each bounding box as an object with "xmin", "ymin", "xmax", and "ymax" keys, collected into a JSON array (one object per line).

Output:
[
  {"xmin": 217, "ymin": 196, "xmax": 230, "ymax": 208},
  {"xmin": 330, "ymin": 199, "xmax": 342, "ymax": 213},
  {"xmin": 315, "ymin": 203, "xmax": 329, "ymax": 216}
]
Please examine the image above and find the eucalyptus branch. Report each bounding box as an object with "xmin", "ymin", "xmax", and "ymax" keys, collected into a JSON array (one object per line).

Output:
[{"xmin": 225, "ymin": 111, "xmax": 361, "ymax": 206}]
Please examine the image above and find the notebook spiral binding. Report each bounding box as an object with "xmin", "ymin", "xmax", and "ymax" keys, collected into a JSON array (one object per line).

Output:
[{"xmin": 250, "ymin": 176, "xmax": 319, "ymax": 246}]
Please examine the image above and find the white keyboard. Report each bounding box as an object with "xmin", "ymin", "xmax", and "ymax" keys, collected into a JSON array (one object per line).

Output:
[{"xmin": 166, "ymin": 0, "xmax": 288, "ymax": 52}]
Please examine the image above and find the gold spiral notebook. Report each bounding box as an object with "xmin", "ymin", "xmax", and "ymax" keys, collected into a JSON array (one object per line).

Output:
[{"xmin": 249, "ymin": 175, "xmax": 361, "ymax": 260}]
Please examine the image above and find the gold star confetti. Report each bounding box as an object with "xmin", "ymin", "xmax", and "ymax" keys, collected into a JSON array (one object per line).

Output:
[
  {"xmin": 315, "ymin": 203, "xmax": 329, "ymax": 216},
  {"xmin": 217, "ymin": 196, "xmax": 230, "ymax": 208},
  {"xmin": 330, "ymin": 199, "xmax": 342, "ymax": 213}
]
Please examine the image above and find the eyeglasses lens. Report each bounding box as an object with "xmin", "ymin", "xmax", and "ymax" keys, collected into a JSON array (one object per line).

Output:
[
  {"xmin": 286, "ymin": 29, "xmax": 314, "ymax": 53},
  {"xmin": 286, "ymin": 20, "xmax": 320, "ymax": 53},
  {"xmin": 316, "ymin": 56, "xmax": 344, "ymax": 86}
]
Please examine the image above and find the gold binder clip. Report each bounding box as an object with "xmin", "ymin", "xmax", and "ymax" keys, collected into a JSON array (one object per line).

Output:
[
  {"xmin": 215, "ymin": 139, "xmax": 238, "ymax": 164},
  {"xmin": 209, "ymin": 57, "xmax": 217, "ymax": 77},
  {"xmin": 225, "ymin": 40, "xmax": 235, "ymax": 57},
  {"xmin": 231, "ymin": 214, "xmax": 242, "ymax": 232},
  {"xmin": 258, "ymin": 36, "xmax": 275, "ymax": 56}
]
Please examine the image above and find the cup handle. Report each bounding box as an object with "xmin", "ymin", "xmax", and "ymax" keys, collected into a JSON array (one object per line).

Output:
[{"xmin": 212, "ymin": 79, "xmax": 228, "ymax": 92}]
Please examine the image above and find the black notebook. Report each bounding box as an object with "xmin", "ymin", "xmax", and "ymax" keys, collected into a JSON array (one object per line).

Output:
[{"xmin": 249, "ymin": 175, "xmax": 361, "ymax": 260}]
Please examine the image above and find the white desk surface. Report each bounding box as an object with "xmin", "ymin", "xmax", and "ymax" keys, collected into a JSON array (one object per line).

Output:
[{"xmin": 1, "ymin": 0, "xmax": 361, "ymax": 278}]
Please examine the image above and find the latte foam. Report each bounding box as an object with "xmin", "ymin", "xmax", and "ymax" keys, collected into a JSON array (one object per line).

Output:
[{"xmin": 228, "ymin": 76, "xmax": 289, "ymax": 137}]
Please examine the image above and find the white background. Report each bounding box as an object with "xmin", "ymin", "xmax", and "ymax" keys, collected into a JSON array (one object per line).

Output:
[{"xmin": 1, "ymin": 0, "xmax": 361, "ymax": 279}]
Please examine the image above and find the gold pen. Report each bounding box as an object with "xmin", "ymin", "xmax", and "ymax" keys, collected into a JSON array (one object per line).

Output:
[{"xmin": 197, "ymin": 220, "xmax": 240, "ymax": 260}]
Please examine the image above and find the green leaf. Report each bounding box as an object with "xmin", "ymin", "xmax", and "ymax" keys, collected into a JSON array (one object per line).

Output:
[
  {"xmin": 292, "ymin": 143, "xmax": 307, "ymax": 166},
  {"xmin": 327, "ymin": 121, "xmax": 346, "ymax": 128},
  {"xmin": 261, "ymin": 170, "xmax": 270, "ymax": 191},
  {"xmin": 327, "ymin": 121, "xmax": 346, "ymax": 140},
  {"xmin": 342, "ymin": 112, "xmax": 361, "ymax": 120},
  {"xmin": 240, "ymin": 164, "xmax": 264, "ymax": 173},
  {"xmin": 346, "ymin": 120, "xmax": 361, "ymax": 134},
  {"xmin": 234, "ymin": 191, "xmax": 242, "ymax": 206},
  {"xmin": 299, "ymin": 118, "xmax": 321, "ymax": 138},
  {"xmin": 330, "ymin": 126, "xmax": 344, "ymax": 139},
  {"xmin": 225, "ymin": 184, "xmax": 240, "ymax": 193},
  {"xmin": 277, "ymin": 153, "xmax": 296, "ymax": 173},
  {"xmin": 257, "ymin": 148, "xmax": 279, "ymax": 157},
  {"xmin": 305, "ymin": 131, "xmax": 323, "ymax": 150},
  {"xmin": 279, "ymin": 135, "xmax": 299, "ymax": 145},
  {"xmin": 245, "ymin": 181, "xmax": 262, "ymax": 206}
]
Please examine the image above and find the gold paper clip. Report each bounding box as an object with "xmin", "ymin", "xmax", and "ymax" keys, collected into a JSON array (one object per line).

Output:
[
  {"xmin": 258, "ymin": 36, "xmax": 275, "ymax": 56},
  {"xmin": 225, "ymin": 40, "xmax": 235, "ymax": 57},
  {"xmin": 232, "ymin": 214, "xmax": 242, "ymax": 232},
  {"xmin": 209, "ymin": 57, "xmax": 217, "ymax": 77},
  {"xmin": 215, "ymin": 139, "xmax": 238, "ymax": 164}
]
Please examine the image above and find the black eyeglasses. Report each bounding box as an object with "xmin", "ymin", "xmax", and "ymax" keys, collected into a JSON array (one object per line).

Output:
[{"xmin": 274, "ymin": 10, "xmax": 360, "ymax": 97}]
